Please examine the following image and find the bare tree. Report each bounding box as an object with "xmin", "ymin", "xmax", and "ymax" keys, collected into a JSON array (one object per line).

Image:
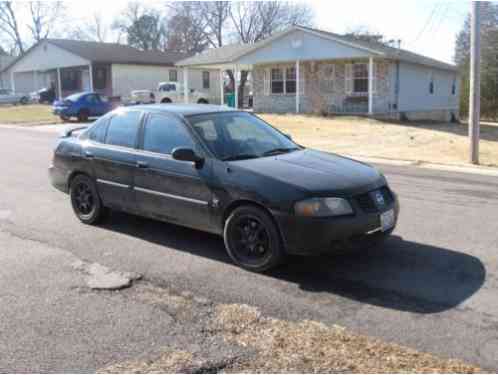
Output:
[
  {"xmin": 200, "ymin": 1, "xmax": 231, "ymax": 48},
  {"xmin": 229, "ymin": 1, "xmax": 314, "ymax": 106},
  {"xmin": 28, "ymin": 1, "xmax": 64, "ymax": 42},
  {"xmin": 0, "ymin": 1, "xmax": 24, "ymax": 54},
  {"xmin": 87, "ymin": 13, "xmax": 109, "ymax": 43}
]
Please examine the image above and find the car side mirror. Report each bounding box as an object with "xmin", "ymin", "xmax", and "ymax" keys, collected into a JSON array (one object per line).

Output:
[{"xmin": 172, "ymin": 147, "xmax": 204, "ymax": 167}]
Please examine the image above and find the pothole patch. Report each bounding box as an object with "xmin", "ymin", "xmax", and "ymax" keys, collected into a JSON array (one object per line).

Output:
[{"xmin": 72, "ymin": 260, "xmax": 142, "ymax": 290}]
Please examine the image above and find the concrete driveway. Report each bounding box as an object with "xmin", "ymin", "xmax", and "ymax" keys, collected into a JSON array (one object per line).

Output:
[{"xmin": 0, "ymin": 125, "xmax": 497, "ymax": 371}]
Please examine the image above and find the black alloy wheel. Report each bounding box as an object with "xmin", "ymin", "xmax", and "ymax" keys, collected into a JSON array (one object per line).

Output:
[
  {"xmin": 224, "ymin": 206, "xmax": 285, "ymax": 272},
  {"xmin": 70, "ymin": 174, "xmax": 106, "ymax": 224}
]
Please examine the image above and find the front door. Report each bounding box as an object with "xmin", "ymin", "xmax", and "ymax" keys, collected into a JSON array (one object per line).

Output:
[
  {"xmin": 133, "ymin": 113, "xmax": 214, "ymax": 231},
  {"xmin": 86, "ymin": 110, "xmax": 143, "ymax": 212}
]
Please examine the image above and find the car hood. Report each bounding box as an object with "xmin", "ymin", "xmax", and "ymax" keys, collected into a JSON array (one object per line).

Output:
[{"xmin": 231, "ymin": 149, "xmax": 385, "ymax": 196}]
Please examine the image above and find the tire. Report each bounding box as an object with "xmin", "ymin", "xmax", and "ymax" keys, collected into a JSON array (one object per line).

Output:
[
  {"xmin": 20, "ymin": 96, "xmax": 29, "ymax": 105},
  {"xmin": 77, "ymin": 109, "xmax": 89, "ymax": 122},
  {"xmin": 197, "ymin": 98, "xmax": 209, "ymax": 104},
  {"xmin": 224, "ymin": 205, "xmax": 285, "ymax": 272},
  {"xmin": 60, "ymin": 115, "xmax": 69, "ymax": 122},
  {"xmin": 70, "ymin": 174, "xmax": 107, "ymax": 225},
  {"xmin": 161, "ymin": 98, "xmax": 172, "ymax": 104}
]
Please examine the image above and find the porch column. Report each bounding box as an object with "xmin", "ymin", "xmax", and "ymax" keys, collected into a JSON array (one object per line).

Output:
[
  {"xmin": 57, "ymin": 67, "xmax": 62, "ymax": 100},
  {"xmin": 295, "ymin": 60, "xmax": 300, "ymax": 113},
  {"xmin": 368, "ymin": 57, "xmax": 374, "ymax": 115},
  {"xmin": 33, "ymin": 70, "xmax": 37, "ymax": 91},
  {"xmin": 233, "ymin": 65, "xmax": 239, "ymax": 109},
  {"xmin": 88, "ymin": 63, "xmax": 94, "ymax": 92},
  {"xmin": 183, "ymin": 67, "xmax": 189, "ymax": 104},
  {"xmin": 219, "ymin": 69, "xmax": 224, "ymax": 105},
  {"xmin": 10, "ymin": 71, "xmax": 15, "ymax": 91}
]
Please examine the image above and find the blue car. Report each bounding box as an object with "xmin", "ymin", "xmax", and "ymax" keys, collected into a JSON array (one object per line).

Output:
[{"xmin": 53, "ymin": 92, "xmax": 112, "ymax": 122}]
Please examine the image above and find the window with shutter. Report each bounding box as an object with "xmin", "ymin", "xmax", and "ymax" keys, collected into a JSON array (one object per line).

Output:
[{"xmin": 263, "ymin": 69, "xmax": 270, "ymax": 96}]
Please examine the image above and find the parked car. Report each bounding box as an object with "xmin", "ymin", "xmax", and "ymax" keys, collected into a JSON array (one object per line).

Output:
[
  {"xmin": 155, "ymin": 81, "xmax": 210, "ymax": 104},
  {"xmin": 130, "ymin": 89, "xmax": 155, "ymax": 105},
  {"xmin": 49, "ymin": 104, "xmax": 399, "ymax": 272},
  {"xmin": 30, "ymin": 87, "xmax": 56, "ymax": 104},
  {"xmin": 53, "ymin": 92, "xmax": 112, "ymax": 122},
  {"xmin": 0, "ymin": 88, "xmax": 29, "ymax": 105}
]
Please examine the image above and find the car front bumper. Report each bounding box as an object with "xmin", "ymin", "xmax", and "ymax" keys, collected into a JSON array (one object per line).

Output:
[
  {"xmin": 49, "ymin": 165, "xmax": 70, "ymax": 193},
  {"xmin": 273, "ymin": 194, "xmax": 400, "ymax": 255}
]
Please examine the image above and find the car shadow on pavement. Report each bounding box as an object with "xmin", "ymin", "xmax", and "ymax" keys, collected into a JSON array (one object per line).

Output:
[{"xmin": 102, "ymin": 213, "xmax": 486, "ymax": 314}]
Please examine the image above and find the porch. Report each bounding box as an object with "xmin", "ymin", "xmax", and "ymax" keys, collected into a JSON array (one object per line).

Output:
[{"xmin": 10, "ymin": 63, "xmax": 112, "ymax": 99}]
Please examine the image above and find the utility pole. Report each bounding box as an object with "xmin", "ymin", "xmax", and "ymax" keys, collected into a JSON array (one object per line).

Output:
[{"xmin": 469, "ymin": 1, "xmax": 481, "ymax": 164}]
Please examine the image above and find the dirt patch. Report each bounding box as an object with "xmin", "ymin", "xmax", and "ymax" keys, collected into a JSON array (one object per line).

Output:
[
  {"xmin": 213, "ymin": 304, "xmax": 484, "ymax": 373},
  {"xmin": 261, "ymin": 114, "xmax": 498, "ymax": 168}
]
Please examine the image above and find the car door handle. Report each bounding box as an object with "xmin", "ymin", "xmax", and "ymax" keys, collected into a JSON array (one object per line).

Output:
[
  {"xmin": 84, "ymin": 151, "xmax": 94, "ymax": 159},
  {"xmin": 136, "ymin": 161, "xmax": 148, "ymax": 169}
]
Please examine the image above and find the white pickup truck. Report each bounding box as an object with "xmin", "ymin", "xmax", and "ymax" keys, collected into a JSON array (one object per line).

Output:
[{"xmin": 155, "ymin": 82, "xmax": 210, "ymax": 104}]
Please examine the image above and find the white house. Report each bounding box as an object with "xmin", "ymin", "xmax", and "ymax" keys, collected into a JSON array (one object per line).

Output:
[
  {"xmin": 177, "ymin": 25, "xmax": 459, "ymax": 121},
  {"xmin": 2, "ymin": 39, "xmax": 221, "ymax": 102}
]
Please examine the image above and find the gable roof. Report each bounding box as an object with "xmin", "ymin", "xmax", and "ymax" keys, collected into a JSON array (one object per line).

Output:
[
  {"xmin": 3, "ymin": 39, "xmax": 190, "ymax": 72},
  {"xmin": 177, "ymin": 25, "xmax": 456, "ymax": 72}
]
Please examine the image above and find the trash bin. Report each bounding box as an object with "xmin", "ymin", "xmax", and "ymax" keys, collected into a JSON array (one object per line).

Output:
[{"xmin": 225, "ymin": 93, "xmax": 235, "ymax": 108}]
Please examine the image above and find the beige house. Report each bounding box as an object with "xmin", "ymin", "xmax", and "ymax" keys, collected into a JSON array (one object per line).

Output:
[{"xmin": 2, "ymin": 39, "xmax": 221, "ymax": 102}]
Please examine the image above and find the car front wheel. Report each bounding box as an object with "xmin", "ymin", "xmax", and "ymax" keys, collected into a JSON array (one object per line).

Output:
[
  {"xmin": 224, "ymin": 205, "xmax": 285, "ymax": 272},
  {"xmin": 70, "ymin": 174, "xmax": 107, "ymax": 224},
  {"xmin": 77, "ymin": 109, "xmax": 89, "ymax": 122}
]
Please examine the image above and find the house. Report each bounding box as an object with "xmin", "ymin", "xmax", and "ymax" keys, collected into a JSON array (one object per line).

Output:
[
  {"xmin": 2, "ymin": 39, "xmax": 221, "ymax": 102},
  {"xmin": 177, "ymin": 25, "xmax": 459, "ymax": 121},
  {"xmin": 0, "ymin": 50, "xmax": 15, "ymax": 88}
]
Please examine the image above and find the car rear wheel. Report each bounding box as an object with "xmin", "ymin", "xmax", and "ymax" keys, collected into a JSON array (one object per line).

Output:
[
  {"xmin": 70, "ymin": 174, "xmax": 107, "ymax": 224},
  {"xmin": 161, "ymin": 98, "xmax": 172, "ymax": 104},
  {"xmin": 20, "ymin": 96, "xmax": 28, "ymax": 105},
  {"xmin": 197, "ymin": 98, "xmax": 209, "ymax": 104},
  {"xmin": 77, "ymin": 109, "xmax": 89, "ymax": 122},
  {"xmin": 224, "ymin": 206, "xmax": 285, "ymax": 272}
]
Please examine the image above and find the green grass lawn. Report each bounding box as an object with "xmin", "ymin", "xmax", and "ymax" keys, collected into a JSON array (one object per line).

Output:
[{"xmin": 0, "ymin": 104, "xmax": 60, "ymax": 125}]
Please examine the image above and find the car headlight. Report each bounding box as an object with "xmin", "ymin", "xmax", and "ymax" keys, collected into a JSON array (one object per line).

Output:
[{"xmin": 294, "ymin": 197, "xmax": 353, "ymax": 217}]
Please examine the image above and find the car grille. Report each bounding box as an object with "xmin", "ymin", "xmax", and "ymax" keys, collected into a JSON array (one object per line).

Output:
[{"xmin": 355, "ymin": 186, "xmax": 394, "ymax": 213}]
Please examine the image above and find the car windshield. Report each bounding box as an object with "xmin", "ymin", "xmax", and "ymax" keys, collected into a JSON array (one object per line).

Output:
[{"xmin": 187, "ymin": 111, "xmax": 301, "ymax": 161}]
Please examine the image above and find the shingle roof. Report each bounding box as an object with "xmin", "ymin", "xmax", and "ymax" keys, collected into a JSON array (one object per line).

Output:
[
  {"xmin": 2, "ymin": 39, "xmax": 191, "ymax": 72},
  {"xmin": 48, "ymin": 39, "xmax": 189, "ymax": 66},
  {"xmin": 177, "ymin": 25, "xmax": 457, "ymax": 72}
]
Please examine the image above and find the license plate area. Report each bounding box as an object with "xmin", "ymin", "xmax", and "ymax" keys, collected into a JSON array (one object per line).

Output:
[{"xmin": 380, "ymin": 209, "xmax": 395, "ymax": 232}]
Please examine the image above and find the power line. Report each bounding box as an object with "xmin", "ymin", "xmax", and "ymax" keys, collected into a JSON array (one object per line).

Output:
[{"xmin": 408, "ymin": 2, "xmax": 444, "ymax": 46}]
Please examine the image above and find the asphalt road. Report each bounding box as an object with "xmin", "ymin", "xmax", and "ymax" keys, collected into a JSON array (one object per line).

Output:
[{"xmin": 0, "ymin": 125, "xmax": 497, "ymax": 371}]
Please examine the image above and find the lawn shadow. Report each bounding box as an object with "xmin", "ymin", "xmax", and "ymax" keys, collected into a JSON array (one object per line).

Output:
[{"xmin": 101, "ymin": 211, "xmax": 486, "ymax": 314}]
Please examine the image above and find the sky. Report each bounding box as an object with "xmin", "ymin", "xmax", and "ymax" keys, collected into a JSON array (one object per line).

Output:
[{"xmin": 20, "ymin": 0, "xmax": 472, "ymax": 64}]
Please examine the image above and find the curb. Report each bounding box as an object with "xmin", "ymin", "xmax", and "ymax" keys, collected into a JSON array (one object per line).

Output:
[{"xmin": 345, "ymin": 154, "xmax": 498, "ymax": 177}]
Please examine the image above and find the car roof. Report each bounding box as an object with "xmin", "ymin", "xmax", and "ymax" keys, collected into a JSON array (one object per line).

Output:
[{"xmin": 128, "ymin": 104, "xmax": 237, "ymax": 116}]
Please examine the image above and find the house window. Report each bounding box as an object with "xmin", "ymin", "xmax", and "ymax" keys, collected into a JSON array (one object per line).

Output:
[
  {"xmin": 271, "ymin": 68, "xmax": 284, "ymax": 94},
  {"xmin": 169, "ymin": 69, "xmax": 178, "ymax": 82},
  {"xmin": 61, "ymin": 70, "xmax": 79, "ymax": 91},
  {"xmin": 94, "ymin": 67, "xmax": 107, "ymax": 90},
  {"xmin": 353, "ymin": 63, "xmax": 368, "ymax": 94},
  {"xmin": 429, "ymin": 73, "xmax": 435, "ymax": 94},
  {"xmin": 320, "ymin": 64, "xmax": 335, "ymax": 93},
  {"xmin": 286, "ymin": 67, "xmax": 296, "ymax": 93},
  {"xmin": 202, "ymin": 71, "xmax": 210, "ymax": 89}
]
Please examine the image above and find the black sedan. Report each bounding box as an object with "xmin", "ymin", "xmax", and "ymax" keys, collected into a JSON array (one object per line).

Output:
[{"xmin": 49, "ymin": 104, "xmax": 399, "ymax": 272}]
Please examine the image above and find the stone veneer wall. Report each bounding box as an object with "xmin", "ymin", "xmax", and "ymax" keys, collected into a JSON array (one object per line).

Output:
[{"xmin": 252, "ymin": 59, "xmax": 394, "ymax": 114}]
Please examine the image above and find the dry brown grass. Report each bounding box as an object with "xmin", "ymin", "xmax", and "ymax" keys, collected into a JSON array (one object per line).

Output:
[
  {"xmin": 214, "ymin": 304, "xmax": 484, "ymax": 373},
  {"xmin": 0, "ymin": 104, "xmax": 60, "ymax": 125},
  {"xmin": 260, "ymin": 114, "xmax": 498, "ymax": 168}
]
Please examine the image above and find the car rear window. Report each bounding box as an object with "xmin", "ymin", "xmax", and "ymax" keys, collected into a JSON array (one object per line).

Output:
[{"xmin": 105, "ymin": 111, "xmax": 142, "ymax": 148}]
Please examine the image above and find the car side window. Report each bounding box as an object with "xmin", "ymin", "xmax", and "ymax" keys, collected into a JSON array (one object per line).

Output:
[
  {"xmin": 143, "ymin": 115, "xmax": 195, "ymax": 155},
  {"xmin": 105, "ymin": 111, "xmax": 142, "ymax": 148},
  {"xmin": 88, "ymin": 117, "xmax": 108, "ymax": 142},
  {"xmin": 86, "ymin": 94, "xmax": 100, "ymax": 104}
]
